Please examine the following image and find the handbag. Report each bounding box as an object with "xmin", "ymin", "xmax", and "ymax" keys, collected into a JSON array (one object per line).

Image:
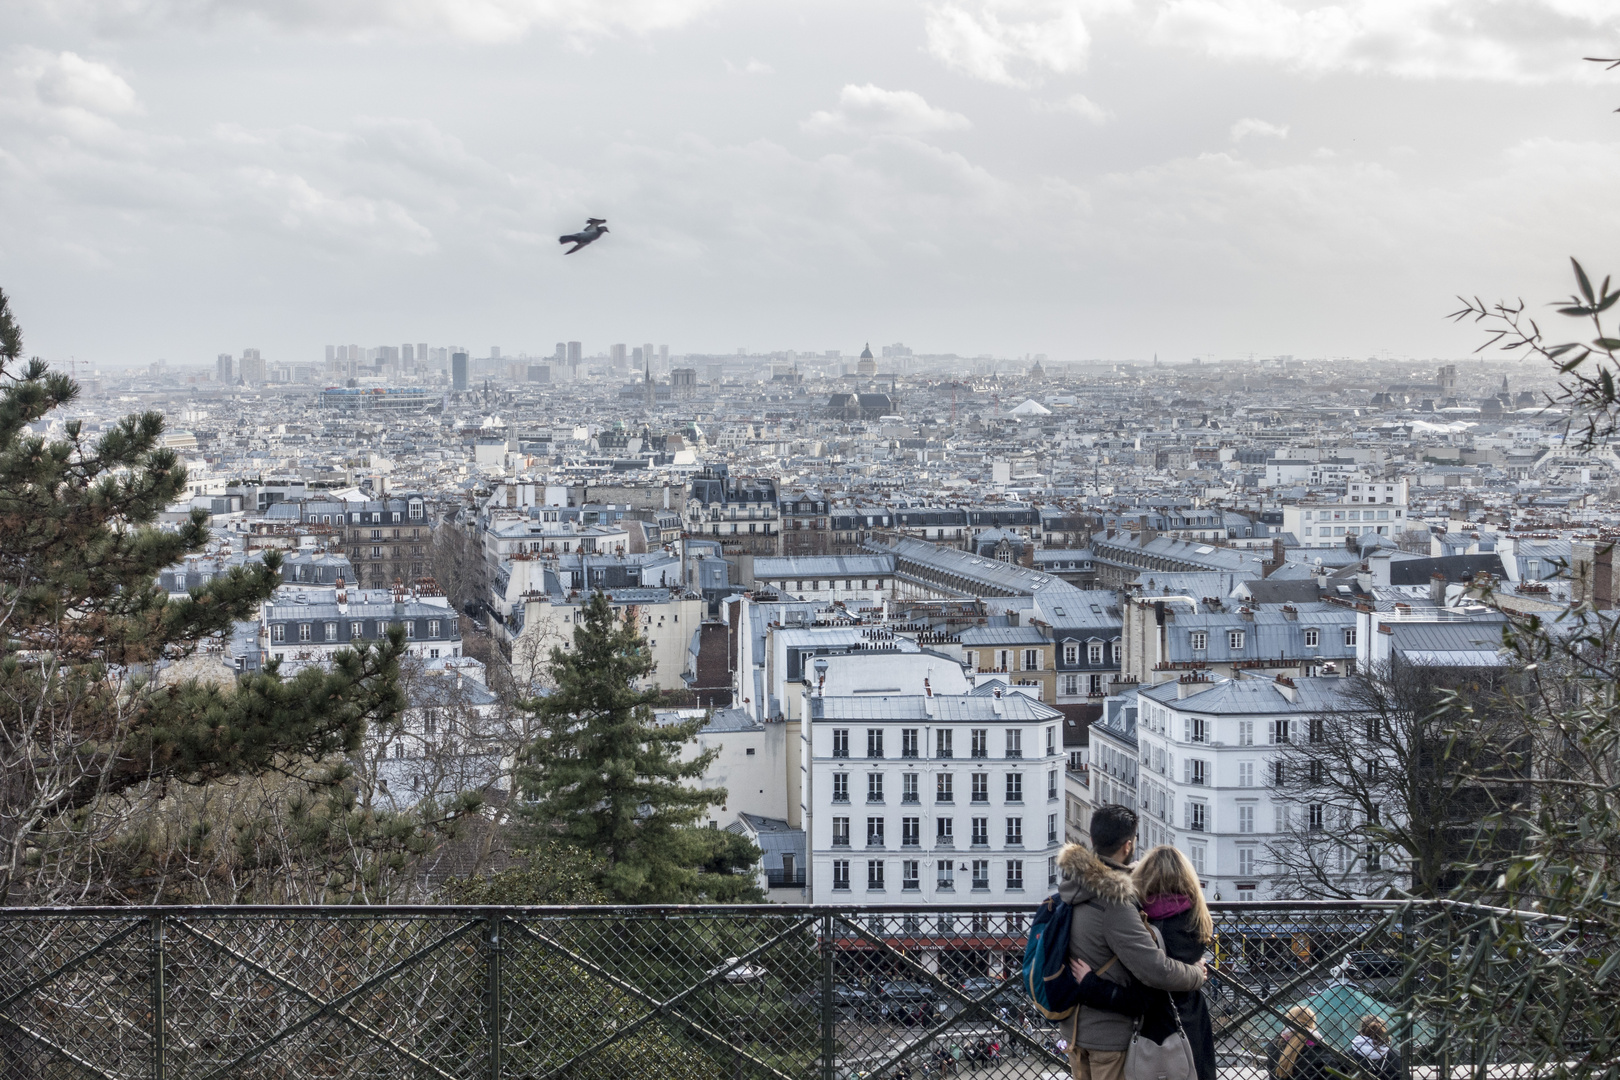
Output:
[{"xmin": 1122, "ymin": 993, "xmax": 1196, "ymax": 1080}]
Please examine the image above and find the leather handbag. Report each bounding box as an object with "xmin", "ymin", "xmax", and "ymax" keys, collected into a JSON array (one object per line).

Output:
[{"xmin": 1122, "ymin": 994, "xmax": 1196, "ymax": 1080}]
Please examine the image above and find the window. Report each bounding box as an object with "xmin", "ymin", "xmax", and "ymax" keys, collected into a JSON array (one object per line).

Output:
[
  {"xmin": 1088, "ymin": 642, "xmax": 1103, "ymax": 665},
  {"xmin": 1239, "ymin": 804, "xmax": 1255, "ymax": 834},
  {"xmin": 1189, "ymin": 842, "xmax": 1206, "ymax": 875},
  {"xmin": 1228, "ymin": 630, "xmax": 1245, "ymax": 650},
  {"xmin": 1367, "ymin": 845, "xmax": 1381, "ymax": 871},
  {"xmin": 937, "ymin": 863, "xmax": 955, "ymax": 890},
  {"xmin": 1022, "ymin": 649, "xmax": 1040, "ymax": 671},
  {"xmin": 1239, "ymin": 761, "xmax": 1255, "ymax": 788},
  {"xmin": 298, "ymin": 623, "xmax": 311, "ymax": 642},
  {"xmin": 350, "ymin": 622, "xmax": 363, "ymax": 639},
  {"xmin": 832, "ymin": 818, "xmax": 850, "ymax": 846},
  {"xmin": 1048, "ymin": 856, "xmax": 1058, "ymax": 886},
  {"xmin": 972, "ymin": 818, "xmax": 989, "ymax": 846},
  {"xmin": 901, "ymin": 728, "xmax": 919, "ymax": 758},
  {"xmin": 1046, "ymin": 726, "xmax": 1056, "ymax": 756},
  {"xmin": 832, "ymin": 729, "xmax": 849, "ymax": 758},
  {"xmin": 1344, "ymin": 627, "xmax": 1358, "ymax": 647},
  {"xmin": 323, "ymin": 622, "xmax": 337, "ymax": 640},
  {"xmin": 832, "ymin": 773, "xmax": 849, "ymax": 803},
  {"xmin": 902, "ymin": 817, "xmax": 920, "ymax": 847},
  {"xmin": 428, "ymin": 619, "xmax": 440, "ymax": 638},
  {"xmin": 1185, "ymin": 716, "xmax": 1208, "ymax": 743},
  {"xmin": 867, "ymin": 861, "xmax": 884, "ymax": 891},
  {"xmin": 1308, "ymin": 760, "xmax": 1325, "ymax": 784},
  {"xmin": 1005, "ymin": 729, "xmax": 1022, "ymax": 758},
  {"xmin": 1007, "ymin": 860, "xmax": 1025, "ymax": 891},
  {"xmin": 1237, "ymin": 847, "xmax": 1256, "ymax": 876},
  {"xmin": 1047, "ymin": 813, "xmax": 1059, "ymax": 843},
  {"xmin": 936, "ymin": 817, "xmax": 954, "ymax": 845},
  {"xmin": 1048, "ymin": 770, "xmax": 1059, "ymax": 800},
  {"xmin": 1309, "ymin": 804, "xmax": 1325, "ymax": 831},
  {"xmin": 1366, "ymin": 717, "xmax": 1381, "ymax": 742},
  {"xmin": 936, "ymin": 773, "xmax": 954, "ymax": 803},
  {"xmin": 902, "ymin": 773, "xmax": 919, "ymax": 804},
  {"xmin": 866, "ymin": 729, "xmax": 884, "ymax": 759},
  {"xmin": 1188, "ymin": 802, "xmax": 1207, "ymax": 832},
  {"xmin": 403, "ymin": 621, "xmax": 414, "ymax": 639},
  {"xmin": 936, "ymin": 729, "xmax": 953, "ymax": 758},
  {"xmin": 1272, "ymin": 760, "xmax": 1286, "ymax": 785},
  {"xmin": 423, "ymin": 710, "xmax": 437, "ymax": 735},
  {"xmin": 972, "ymin": 774, "xmax": 989, "ymax": 803},
  {"xmin": 1006, "ymin": 772, "xmax": 1023, "ymax": 803},
  {"xmin": 1064, "ymin": 674, "xmax": 1080, "ymax": 696},
  {"xmin": 1275, "ymin": 804, "xmax": 1289, "ymax": 833},
  {"xmin": 1189, "ymin": 759, "xmax": 1207, "ymax": 786},
  {"xmin": 832, "ymin": 861, "xmax": 850, "ymax": 890},
  {"xmin": 1089, "ymin": 673, "xmax": 1104, "ymax": 696},
  {"xmin": 1269, "ymin": 718, "xmax": 1291, "ymax": 745},
  {"xmin": 1006, "ymin": 817, "xmax": 1023, "ymax": 845},
  {"xmin": 1064, "ymin": 643, "xmax": 1078, "ymax": 665},
  {"xmin": 867, "ymin": 774, "xmax": 884, "ymax": 803},
  {"xmin": 866, "ymin": 817, "xmax": 885, "ymax": 847},
  {"xmin": 902, "ymin": 860, "xmax": 920, "ymax": 891},
  {"xmin": 1309, "ymin": 717, "xmax": 1326, "ymax": 744},
  {"xmin": 971, "ymin": 860, "xmax": 990, "ymax": 890},
  {"xmin": 971, "ymin": 729, "xmax": 988, "ymax": 758},
  {"xmin": 1304, "ymin": 628, "xmax": 1319, "ymax": 648},
  {"xmin": 1113, "ymin": 642, "xmax": 1122, "ymax": 664},
  {"xmin": 1366, "ymin": 759, "xmax": 1380, "ymax": 781},
  {"xmin": 1239, "ymin": 720, "xmax": 1254, "ymax": 746}
]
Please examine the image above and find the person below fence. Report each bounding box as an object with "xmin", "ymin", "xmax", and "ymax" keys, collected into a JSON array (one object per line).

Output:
[
  {"xmin": 1057, "ymin": 804, "xmax": 1206, "ymax": 1080},
  {"xmin": 1266, "ymin": 1005, "xmax": 1331, "ymax": 1080},
  {"xmin": 1066, "ymin": 844, "xmax": 1218, "ymax": 1080},
  {"xmin": 1351, "ymin": 1016, "xmax": 1402, "ymax": 1080}
]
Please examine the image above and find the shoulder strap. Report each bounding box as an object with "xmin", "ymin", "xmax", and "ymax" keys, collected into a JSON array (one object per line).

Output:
[{"xmin": 1094, "ymin": 956, "xmax": 1118, "ymax": 978}]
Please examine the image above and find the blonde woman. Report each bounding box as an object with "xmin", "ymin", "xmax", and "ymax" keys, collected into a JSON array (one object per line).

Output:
[
  {"xmin": 1269, "ymin": 1005, "xmax": 1329, "ymax": 1080},
  {"xmin": 1066, "ymin": 846, "xmax": 1217, "ymax": 1080}
]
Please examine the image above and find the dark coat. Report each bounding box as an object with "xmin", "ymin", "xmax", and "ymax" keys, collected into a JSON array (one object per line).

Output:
[{"xmin": 1139, "ymin": 907, "xmax": 1216, "ymax": 1080}]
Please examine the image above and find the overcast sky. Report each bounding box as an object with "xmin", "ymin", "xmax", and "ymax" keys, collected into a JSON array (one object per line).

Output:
[{"xmin": 3, "ymin": 0, "xmax": 1620, "ymax": 368}]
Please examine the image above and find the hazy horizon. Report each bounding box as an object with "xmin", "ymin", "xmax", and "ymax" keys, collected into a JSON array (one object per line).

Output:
[{"xmin": 3, "ymin": 0, "xmax": 1619, "ymax": 369}]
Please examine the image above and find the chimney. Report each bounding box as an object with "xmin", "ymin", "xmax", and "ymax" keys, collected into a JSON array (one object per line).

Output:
[
  {"xmin": 1177, "ymin": 672, "xmax": 1212, "ymax": 699},
  {"xmin": 1369, "ymin": 550, "xmax": 1393, "ymax": 589},
  {"xmin": 1430, "ymin": 571, "xmax": 1447, "ymax": 605}
]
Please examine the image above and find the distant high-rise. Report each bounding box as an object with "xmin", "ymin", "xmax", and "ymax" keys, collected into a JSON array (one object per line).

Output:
[
  {"xmin": 643, "ymin": 343, "xmax": 656, "ymax": 370},
  {"xmin": 324, "ymin": 345, "xmax": 335, "ymax": 363},
  {"xmin": 451, "ymin": 351, "xmax": 470, "ymax": 391},
  {"xmin": 566, "ymin": 341, "xmax": 582, "ymax": 366},
  {"xmin": 216, "ymin": 353, "xmax": 234, "ymax": 383},
  {"xmin": 659, "ymin": 344, "xmax": 669, "ymax": 366},
  {"xmin": 490, "ymin": 346, "xmax": 501, "ymax": 361},
  {"xmin": 527, "ymin": 365, "xmax": 550, "ymax": 383},
  {"xmin": 632, "ymin": 347, "xmax": 644, "ymax": 366},
  {"xmin": 402, "ymin": 344, "xmax": 414, "ymax": 365},
  {"xmin": 416, "ymin": 343, "xmax": 428, "ymax": 368},
  {"xmin": 610, "ymin": 344, "xmax": 628, "ymax": 367},
  {"xmin": 239, "ymin": 349, "xmax": 266, "ymax": 384},
  {"xmin": 554, "ymin": 342, "xmax": 566, "ymax": 362}
]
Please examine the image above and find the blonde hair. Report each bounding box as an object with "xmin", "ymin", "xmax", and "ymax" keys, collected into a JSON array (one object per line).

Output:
[
  {"xmin": 1359, "ymin": 1016, "xmax": 1389, "ymax": 1046},
  {"xmin": 1276, "ymin": 1006, "xmax": 1318, "ymax": 1080},
  {"xmin": 1131, "ymin": 845, "xmax": 1213, "ymax": 944}
]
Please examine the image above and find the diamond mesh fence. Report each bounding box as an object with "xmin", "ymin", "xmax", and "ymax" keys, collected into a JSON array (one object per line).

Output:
[{"xmin": 0, "ymin": 902, "xmax": 1587, "ymax": 1080}]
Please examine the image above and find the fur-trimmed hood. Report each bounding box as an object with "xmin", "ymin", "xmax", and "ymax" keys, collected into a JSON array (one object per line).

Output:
[{"xmin": 1056, "ymin": 842, "xmax": 1138, "ymax": 907}]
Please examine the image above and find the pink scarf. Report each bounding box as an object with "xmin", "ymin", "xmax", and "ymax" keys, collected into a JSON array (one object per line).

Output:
[{"xmin": 1142, "ymin": 893, "xmax": 1194, "ymax": 920}]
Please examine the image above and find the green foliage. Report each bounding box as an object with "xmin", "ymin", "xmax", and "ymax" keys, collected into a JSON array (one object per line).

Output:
[
  {"xmin": 0, "ymin": 287, "xmax": 407, "ymax": 903},
  {"xmin": 441, "ymin": 839, "xmax": 609, "ymax": 904},
  {"xmin": 515, "ymin": 590, "xmax": 763, "ymax": 903}
]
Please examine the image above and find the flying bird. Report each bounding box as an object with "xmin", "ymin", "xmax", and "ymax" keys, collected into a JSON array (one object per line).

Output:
[{"xmin": 559, "ymin": 218, "xmax": 609, "ymax": 254}]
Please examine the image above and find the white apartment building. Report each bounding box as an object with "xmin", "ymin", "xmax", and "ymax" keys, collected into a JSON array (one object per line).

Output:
[
  {"xmin": 1281, "ymin": 475, "xmax": 1410, "ymax": 549},
  {"xmin": 802, "ymin": 660, "xmax": 1066, "ymax": 907},
  {"xmin": 1083, "ymin": 674, "xmax": 1388, "ymax": 902}
]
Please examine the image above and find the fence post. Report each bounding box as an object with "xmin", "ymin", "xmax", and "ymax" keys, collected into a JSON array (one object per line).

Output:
[
  {"xmin": 1398, "ymin": 904, "xmax": 1414, "ymax": 1080},
  {"xmin": 485, "ymin": 914, "xmax": 503, "ymax": 1080},
  {"xmin": 820, "ymin": 912, "xmax": 835, "ymax": 1080},
  {"xmin": 150, "ymin": 913, "xmax": 166, "ymax": 1080}
]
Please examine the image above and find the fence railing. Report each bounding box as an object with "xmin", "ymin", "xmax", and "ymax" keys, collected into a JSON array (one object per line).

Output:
[{"xmin": 0, "ymin": 901, "xmax": 1578, "ymax": 1080}]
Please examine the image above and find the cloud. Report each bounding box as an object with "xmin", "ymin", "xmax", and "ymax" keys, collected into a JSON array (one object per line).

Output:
[
  {"xmin": 1149, "ymin": 0, "xmax": 1620, "ymax": 83},
  {"xmin": 803, "ymin": 84, "xmax": 971, "ymax": 135},
  {"xmin": 1230, "ymin": 117, "xmax": 1288, "ymax": 141},
  {"xmin": 21, "ymin": 0, "xmax": 726, "ymax": 42},
  {"xmin": 23, "ymin": 51, "xmax": 138, "ymax": 115},
  {"xmin": 1037, "ymin": 93, "xmax": 1111, "ymax": 123},
  {"xmin": 925, "ymin": 0, "xmax": 1107, "ymax": 87},
  {"xmin": 726, "ymin": 58, "xmax": 774, "ymax": 75}
]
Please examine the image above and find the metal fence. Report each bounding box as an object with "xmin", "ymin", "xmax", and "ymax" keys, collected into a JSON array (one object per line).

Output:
[{"xmin": 0, "ymin": 901, "xmax": 1556, "ymax": 1080}]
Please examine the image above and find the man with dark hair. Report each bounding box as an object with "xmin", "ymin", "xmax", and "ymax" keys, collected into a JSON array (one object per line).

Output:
[{"xmin": 1057, "ymin": 804, "xmax": 1205, "ymax": 1080}]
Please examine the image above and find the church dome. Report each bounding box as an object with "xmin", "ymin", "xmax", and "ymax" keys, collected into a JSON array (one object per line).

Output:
[{"xmin": 860, "ymin": 343, "xmax": 873, "ymax": 359}]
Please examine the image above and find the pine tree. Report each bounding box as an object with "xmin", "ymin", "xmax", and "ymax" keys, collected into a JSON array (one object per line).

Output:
[
  {"xmin": 0, "ymin": 288, "xmax": 406, "ymax": 902},
  {"xmin": 516, "ymin": 589, "xmax": 761, "ymax": 902}
]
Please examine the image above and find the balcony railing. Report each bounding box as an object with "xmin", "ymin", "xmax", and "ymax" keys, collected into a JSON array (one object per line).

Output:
[{"xmin": 0, "ymin": 901, "xmax": 1585, "ymax": 1080}]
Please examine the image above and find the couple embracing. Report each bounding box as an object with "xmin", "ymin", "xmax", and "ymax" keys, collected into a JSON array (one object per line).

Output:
[{"xmin": 1057, "ymin": 804, "xmax": 1216, "ymax": 1080}]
